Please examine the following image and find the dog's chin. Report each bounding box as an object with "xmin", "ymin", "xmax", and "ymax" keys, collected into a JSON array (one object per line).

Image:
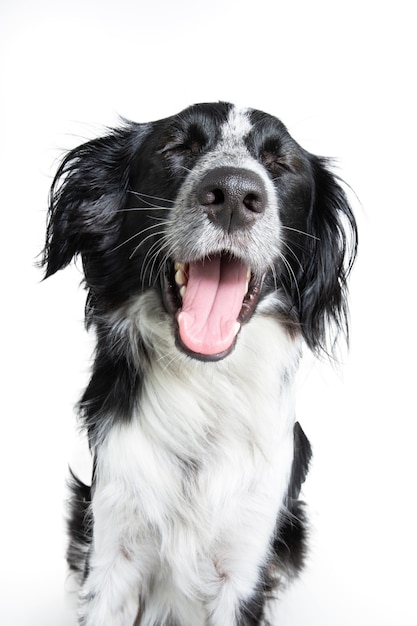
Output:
[
  {"xmin": 174, "ymin": 332, "xmax": 238, "ymax": 362},
  {"xmin": 160, "ymin": 254, "xmax": 264, "ymax": 361}
]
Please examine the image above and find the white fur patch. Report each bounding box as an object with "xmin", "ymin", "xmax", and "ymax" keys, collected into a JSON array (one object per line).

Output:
[
  {"xmin": 220, "ymin": 106, "xmax": 253, "ymax": 147},
  {"xmin": 80, "ymin": 292, "xmax": 301, "ymax": 625}
]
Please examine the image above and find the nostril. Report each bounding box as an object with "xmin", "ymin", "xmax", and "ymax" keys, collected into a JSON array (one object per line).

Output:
[
  {"xmin": 199, "ymin": 187, "xmax": 225, "ymax": 207},
  {"xmin": 243, "ymin": 192, "xmax": 264, "ymax": 213}
]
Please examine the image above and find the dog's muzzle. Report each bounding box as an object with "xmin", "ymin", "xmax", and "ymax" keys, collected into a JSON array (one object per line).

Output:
[{"xmin": 161, "ymin": 167, "xmax": 268, "ymax": 361}]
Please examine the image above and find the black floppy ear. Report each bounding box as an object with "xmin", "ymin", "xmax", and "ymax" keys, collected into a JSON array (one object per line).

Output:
[
  {"xmin": 297, "ymin": 157, "xmax": 358, "ymax": 353},
  {"xmin": 41, "ymin": 124, "xmax": 142, "ymax": 278}
]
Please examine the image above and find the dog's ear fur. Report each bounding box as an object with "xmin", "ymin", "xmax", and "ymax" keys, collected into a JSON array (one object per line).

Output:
[
  {"xmin": 41, "ymin": 124, "xmax": 144, "ymax": 278},
  {"xmin": 297, "ymin": 157, "xmax": 358, "ymax": 353}
]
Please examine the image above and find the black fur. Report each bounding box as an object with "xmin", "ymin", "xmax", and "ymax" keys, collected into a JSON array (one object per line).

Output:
[{"xmin": 66, "ymin": 470, "xmax": 92, "ymax": 580}]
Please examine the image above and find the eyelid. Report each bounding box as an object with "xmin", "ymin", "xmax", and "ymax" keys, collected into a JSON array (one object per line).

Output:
[{"xmin": 158, "ymin": 141, "xmax": 186, "ymax": 154}]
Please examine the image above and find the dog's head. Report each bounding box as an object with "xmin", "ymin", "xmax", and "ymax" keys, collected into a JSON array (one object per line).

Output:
[{"xmin": 42, "ymin": 102, "xmax": 357, "ymax": 360}]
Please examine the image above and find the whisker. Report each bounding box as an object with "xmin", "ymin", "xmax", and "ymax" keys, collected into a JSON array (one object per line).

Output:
[
  {"xmin": 148, "ymin": 247, "xmax": 166, "ymax": 287},
  {"xmin": 177, "ymin": 165, "xmax": 192, "ymax": 174},
  {"xmin": 118, "ymin": 206, "xmax": 171, "ymax": 213},
  {"xmin": 281, "ymin": 225, "xmax": 320, "ymax": 241},
  {"xmin": 128, "ymin": 190, "xmax": 175, "ymax": 205},
  {"xmin": 139, "ymin": 237, "xmax": 167, "ymax": 284},
  {"xmin": 145, "ymin": 228, "xmax": 180, "ymax": 287},
  {"xmin": 129, "ymin": 227, "xmax": 169, "ymax": 261},
  {"xmin": 268, "ymin": 262, "xmax": 279, "ymax": 292},
  {"xmin": 111, "ymin": 221, "xmax": 166, "ymax": 253},
  {"xmin": 150, "ymin": 216, "xmax": 171, "ymax": 223},
  {"xmin": 278, "ymin": 251, "xmax": 301, "ymax": 308},
  {"xmin": 146, "ymin": 245, "xmax": 171, "ymax": 285},
  {"xmin": 280, "ymin": 237, "xmax": 311, "ymax": 255},
  {"xmin": 280, "ymin": 240, "xmax": 304, "ymax": 272},
  {"xmin": 154, "ymin": 255, "xmax": 169, "ymax": 285}
]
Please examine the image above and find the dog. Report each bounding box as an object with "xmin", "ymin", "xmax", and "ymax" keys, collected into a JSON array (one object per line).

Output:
[{"xmin": 42, "ymin": 102, "xmax": 357, "ymax": 625}]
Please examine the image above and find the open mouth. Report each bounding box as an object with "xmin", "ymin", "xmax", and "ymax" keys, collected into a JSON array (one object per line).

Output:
[{"xmin": 161, "ymin": 253, "xmax": 264, "ymax": 360}]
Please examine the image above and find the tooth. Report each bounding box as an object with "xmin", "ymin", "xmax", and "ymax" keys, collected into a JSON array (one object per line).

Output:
[
  {"xmin": 233, "ymin": 321, "xmax": 241, "ymax": 337},
  {"xmin": 179, "ymin": 285, "xmax": 186, "ymax": 299},
  {"xmin": 175, "ymin": 269, "xmax": 186, "ymax": 286},
  {"xmin": 175, "ymin": 262, "xmax": 185, "ymax": 271}
]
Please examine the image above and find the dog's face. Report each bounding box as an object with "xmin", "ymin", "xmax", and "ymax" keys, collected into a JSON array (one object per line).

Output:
[{"xmin": 43, "ymin": 102, "xmax": 357, "ymax": 360}]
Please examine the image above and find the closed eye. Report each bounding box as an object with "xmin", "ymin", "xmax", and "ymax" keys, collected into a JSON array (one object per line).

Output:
[
  {"xmin": 159, "ymin": 141, "xmax": 190, "ymax": 155},
  {"xmin": 162, "ymin": 141, "xmax": 204, "ymax": 158},
  {"xmin": 261, "ymin": 150, "xmax": 293, "ymax": 175}
]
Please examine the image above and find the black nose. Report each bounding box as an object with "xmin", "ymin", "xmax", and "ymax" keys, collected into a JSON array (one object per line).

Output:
[{"xmin": 197, "ymin": 166, "xmax": 267, "ymax": 232}]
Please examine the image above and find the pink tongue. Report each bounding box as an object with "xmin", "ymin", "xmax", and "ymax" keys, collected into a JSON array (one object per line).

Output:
[{"xmin": 177, "ymin": 256, "xmax": 248, "ymax": 356}]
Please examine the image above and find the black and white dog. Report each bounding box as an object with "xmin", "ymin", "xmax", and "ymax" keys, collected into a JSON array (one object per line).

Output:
[{"xmin": 42, "ymin": 102, "xmax": 357, "ymax": 625}]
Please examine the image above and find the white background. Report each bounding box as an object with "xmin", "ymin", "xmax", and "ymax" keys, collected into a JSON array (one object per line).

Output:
[{"xmin": 1, "ymin": 0, "xmax": 416, "ymax": 624}]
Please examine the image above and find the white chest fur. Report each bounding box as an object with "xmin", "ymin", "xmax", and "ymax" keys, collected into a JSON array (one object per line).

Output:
[{"xmin": 86, "ymin": 292, "xmax": 301, "ymax": 626}]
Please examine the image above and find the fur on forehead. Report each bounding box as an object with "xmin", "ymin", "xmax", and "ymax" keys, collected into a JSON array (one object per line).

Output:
[{"xmin": 220, "ymin": 106, "xmax": 253, "ymax": 143}]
